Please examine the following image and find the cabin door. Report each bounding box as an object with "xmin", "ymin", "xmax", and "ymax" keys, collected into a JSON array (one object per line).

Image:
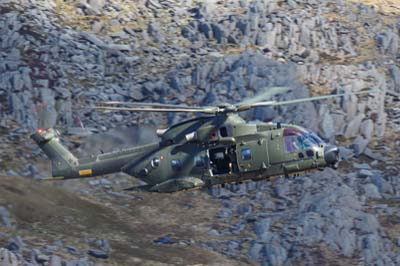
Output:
[
  {"xmin": 237, "ymin": 140, "xmax": 269, "ymax": 173},
  {"xmin": 208, "ymin": 146, "xmax": 238, "ymax": 176}
]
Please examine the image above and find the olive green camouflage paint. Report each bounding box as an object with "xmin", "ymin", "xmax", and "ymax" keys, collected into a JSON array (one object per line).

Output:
[{"xmin": 31, "ymin": 114, "xmax": 328, "ymax": 192}]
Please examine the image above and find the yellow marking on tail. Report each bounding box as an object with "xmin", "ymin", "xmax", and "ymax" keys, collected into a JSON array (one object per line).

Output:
[{"xmin": 79, "ymin": 169, "xmax": 92, "ymax": 176}]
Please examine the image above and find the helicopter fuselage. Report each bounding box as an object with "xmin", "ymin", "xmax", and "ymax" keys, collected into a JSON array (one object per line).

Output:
[{"xmin": 32, "ymin": 114, "xmax": 338, "ymax": 192}]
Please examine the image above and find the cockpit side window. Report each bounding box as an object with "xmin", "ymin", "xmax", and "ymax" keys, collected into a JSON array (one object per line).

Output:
[
  {"xmin": 297, "ymin": 135, "xmax": 312, "ymax": 149},
  {"xmin": 284, "ymin": 136, "xmax": 300, "ymax": 152},
  {"xmin": 284, "ymin": 128, "xmax": 301, "ymax": 153}
]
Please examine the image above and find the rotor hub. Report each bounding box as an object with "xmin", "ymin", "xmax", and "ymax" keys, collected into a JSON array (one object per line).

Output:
[{"xmin": 216, "ymin": 104, "xmax": 238, "ymax": 114}]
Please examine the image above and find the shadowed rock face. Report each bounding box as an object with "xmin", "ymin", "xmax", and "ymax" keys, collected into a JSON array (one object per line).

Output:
[
  {"xmin": 0, "ymin": 175, "xmax": 243, "ymax": 266},
  {"xmin": 0, "ymin": 0, "xmax": 399, "ymax": 265}
]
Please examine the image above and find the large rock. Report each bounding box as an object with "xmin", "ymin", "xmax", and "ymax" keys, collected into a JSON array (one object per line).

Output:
[
  {"xmin": 360, "ymin": 119, "xmax": 374, "ymax": 140},
  {"xmin": 370, "ymin": 174, "xmax": 394, "ymax": 195},
  {"xmin": 339, "ymin": 146, "xmax": 354, "ymax": 160},
  {"xmin": 330, "ymin": 112, "xmax": 345, "ymax": 135},
  {"xmin": 344, "ymin": 114, "xmax": 365, "ymax": 138},
  {"xmin": 272, "ymin": 178, "xmax": 290, "ymax": 200},
  {"xmin": 355, "ymin": 213, "xmax": 380, "ymax": 234},
  {"xmin": 321, "ymin": 111, "xmax": 335, "ymax": 139},
  {"xmin": 363, "ymin": 148, "xmax": 384, "ymax": 161},
  {"xmin": 199, "ymin": 22, "xmax": 212, "ymax": 39},
  {"xmin": 324, "ymin": 217, "xmax": 356, "ymax": 257},
  {"xmin": 217, "ymin": 208, "xmax": 232, "ymax": 219},
  {"xmin": 264, "ymin": 243, "xmax": 287, "ymax": 266},
  {"xmin": 351, "ymin": 135, "xmax": 368, "ymax": 156},
  {"xmin": 0, "ymin": 206, "xmax": 11, "ymax": 227},
  {"xmin": 376, "ymin": 29, "xmax": 399, "ymax": 55},
  {"xmin": 298, "ymin": 212, "xmax": 324, "ymax": 245},
  {"xmin": 248, "ymin": 241, "xmax": 263, "ymax": 260},
  {"xmin": 360, "ymin": 234, "xmax": 382, "ymax": 264},
  {"xmin": 80, "ymin": 32, "xmax": 105, "ymax": 47},
  {"xmin": 358, "ymin": 169, "xmax": 374, "ymax": 178},
  {"xmin": 87, "ymin": 249, "xmax": 108, "ymax": 259},
  {"xmin": 107, "ymin": 44, "xmax": 131, "ymax": 52},
  {"xmin": 343, "ymin": 93, "xmax": 358, "ymax": 121},
  {"xmin": 48, "ymin": 255, "xmax": 62, "ymax": 266},
  {"xmin": 362, "ymin": 183, "xmax": 381, "ymax": 199},
  {"xmin": 0, "ymin": 248, "xmax": 20, "ymax": 266},
  {"xmin": 211, "ymin": 23, "xmax": 226, "ymax": 43},
  {"xmin": 389, "ymin": 65, "xmax": 400, "ymax": 92},
  {"xmin": 5, "ymin": 237, "xmax": 24, "ymax": 252},
  {"xmin": 87, "ymin": 0, "xmax": 105, "ymax": 12},
  {"xmin": 253, "ymin": 218, "xmax": 271, "ymax": 241},
  {"xmin": 8, "ymin": 94, "xmax": 25, "ymax": 124}
]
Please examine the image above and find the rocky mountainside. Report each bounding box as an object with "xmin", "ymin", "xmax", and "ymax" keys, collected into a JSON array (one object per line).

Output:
[
  {"xmin": 0, "ymin": 174, "xmax": 243, "ymax": 266},
  {"xmin": 0, "ymin": 0, "xmax": 399, "ymax": 265}
]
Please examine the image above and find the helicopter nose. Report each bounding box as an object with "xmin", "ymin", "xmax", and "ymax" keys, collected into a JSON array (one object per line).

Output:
[{"xmin": 324, "ymin": 145, "xmax": 339, "ymax": 168}]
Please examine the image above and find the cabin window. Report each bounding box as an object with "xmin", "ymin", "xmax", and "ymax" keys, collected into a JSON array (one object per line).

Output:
[
  {"xmin": 171, "ymin": 159, "xmax": 182, "ymax": 171},
  {"xmin": 151, "ymin": 157, "xmax": 160, "ymax": 168},
  {"xmin": 241, "ymin": 148, "xmax": 252, "ymax": 161},
  {"xmin": 220, "ymin": 127, "xmax": 228, "ymax": 137},
  {"xmin": 194, "ymin": 155, "xmax": 206, "ymax": 167}
]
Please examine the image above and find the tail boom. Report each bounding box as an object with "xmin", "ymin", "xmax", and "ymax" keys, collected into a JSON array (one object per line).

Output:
[
  {"xmin": 31, "ymin": 128, "xmax": 155, "ymax": 180},
  {"xmin": 31, "ymin": 128, "xmax": 79, "ymax": 178}
]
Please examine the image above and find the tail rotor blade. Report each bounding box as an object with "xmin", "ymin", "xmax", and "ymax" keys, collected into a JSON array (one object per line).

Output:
[{"xmin": 36, "ymin": 102, "xmax": 57, "ymax": 129}]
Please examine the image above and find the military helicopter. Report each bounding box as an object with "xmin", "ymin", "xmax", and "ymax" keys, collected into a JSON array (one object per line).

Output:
[{"xmin": 31, "ymin": 89, "xmax": 374, "ymax": 192}]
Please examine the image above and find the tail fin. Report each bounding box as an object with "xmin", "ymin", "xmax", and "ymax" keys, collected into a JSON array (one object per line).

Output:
[{"xmin": 31, "ymin": 128, "xmax": 78, "ymax": 178}]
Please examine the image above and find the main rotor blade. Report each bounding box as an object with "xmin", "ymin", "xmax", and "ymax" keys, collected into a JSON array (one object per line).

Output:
[
  {"xmin": 97, "ymin": 101, "xmax": 205, "ymax": 109},
  {"xmin": 237, "ymin": 89, "xmax": 376, "ymax": 111},
  {"xmin": 267, "ymin": 89, "xmax": 376, "ymax": 107},
  {"xmin": 95, "ymin": 106, "xmax": 218, "ymax": 114},
  {"xmin": 237, "ymin": 86, "xmax": 290, "ymax": 105}
]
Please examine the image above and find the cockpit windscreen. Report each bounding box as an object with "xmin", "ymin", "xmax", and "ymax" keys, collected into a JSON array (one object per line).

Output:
[{"xmin": 283, "ymin": 128, "xmax": 324, "ymax": 153}]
